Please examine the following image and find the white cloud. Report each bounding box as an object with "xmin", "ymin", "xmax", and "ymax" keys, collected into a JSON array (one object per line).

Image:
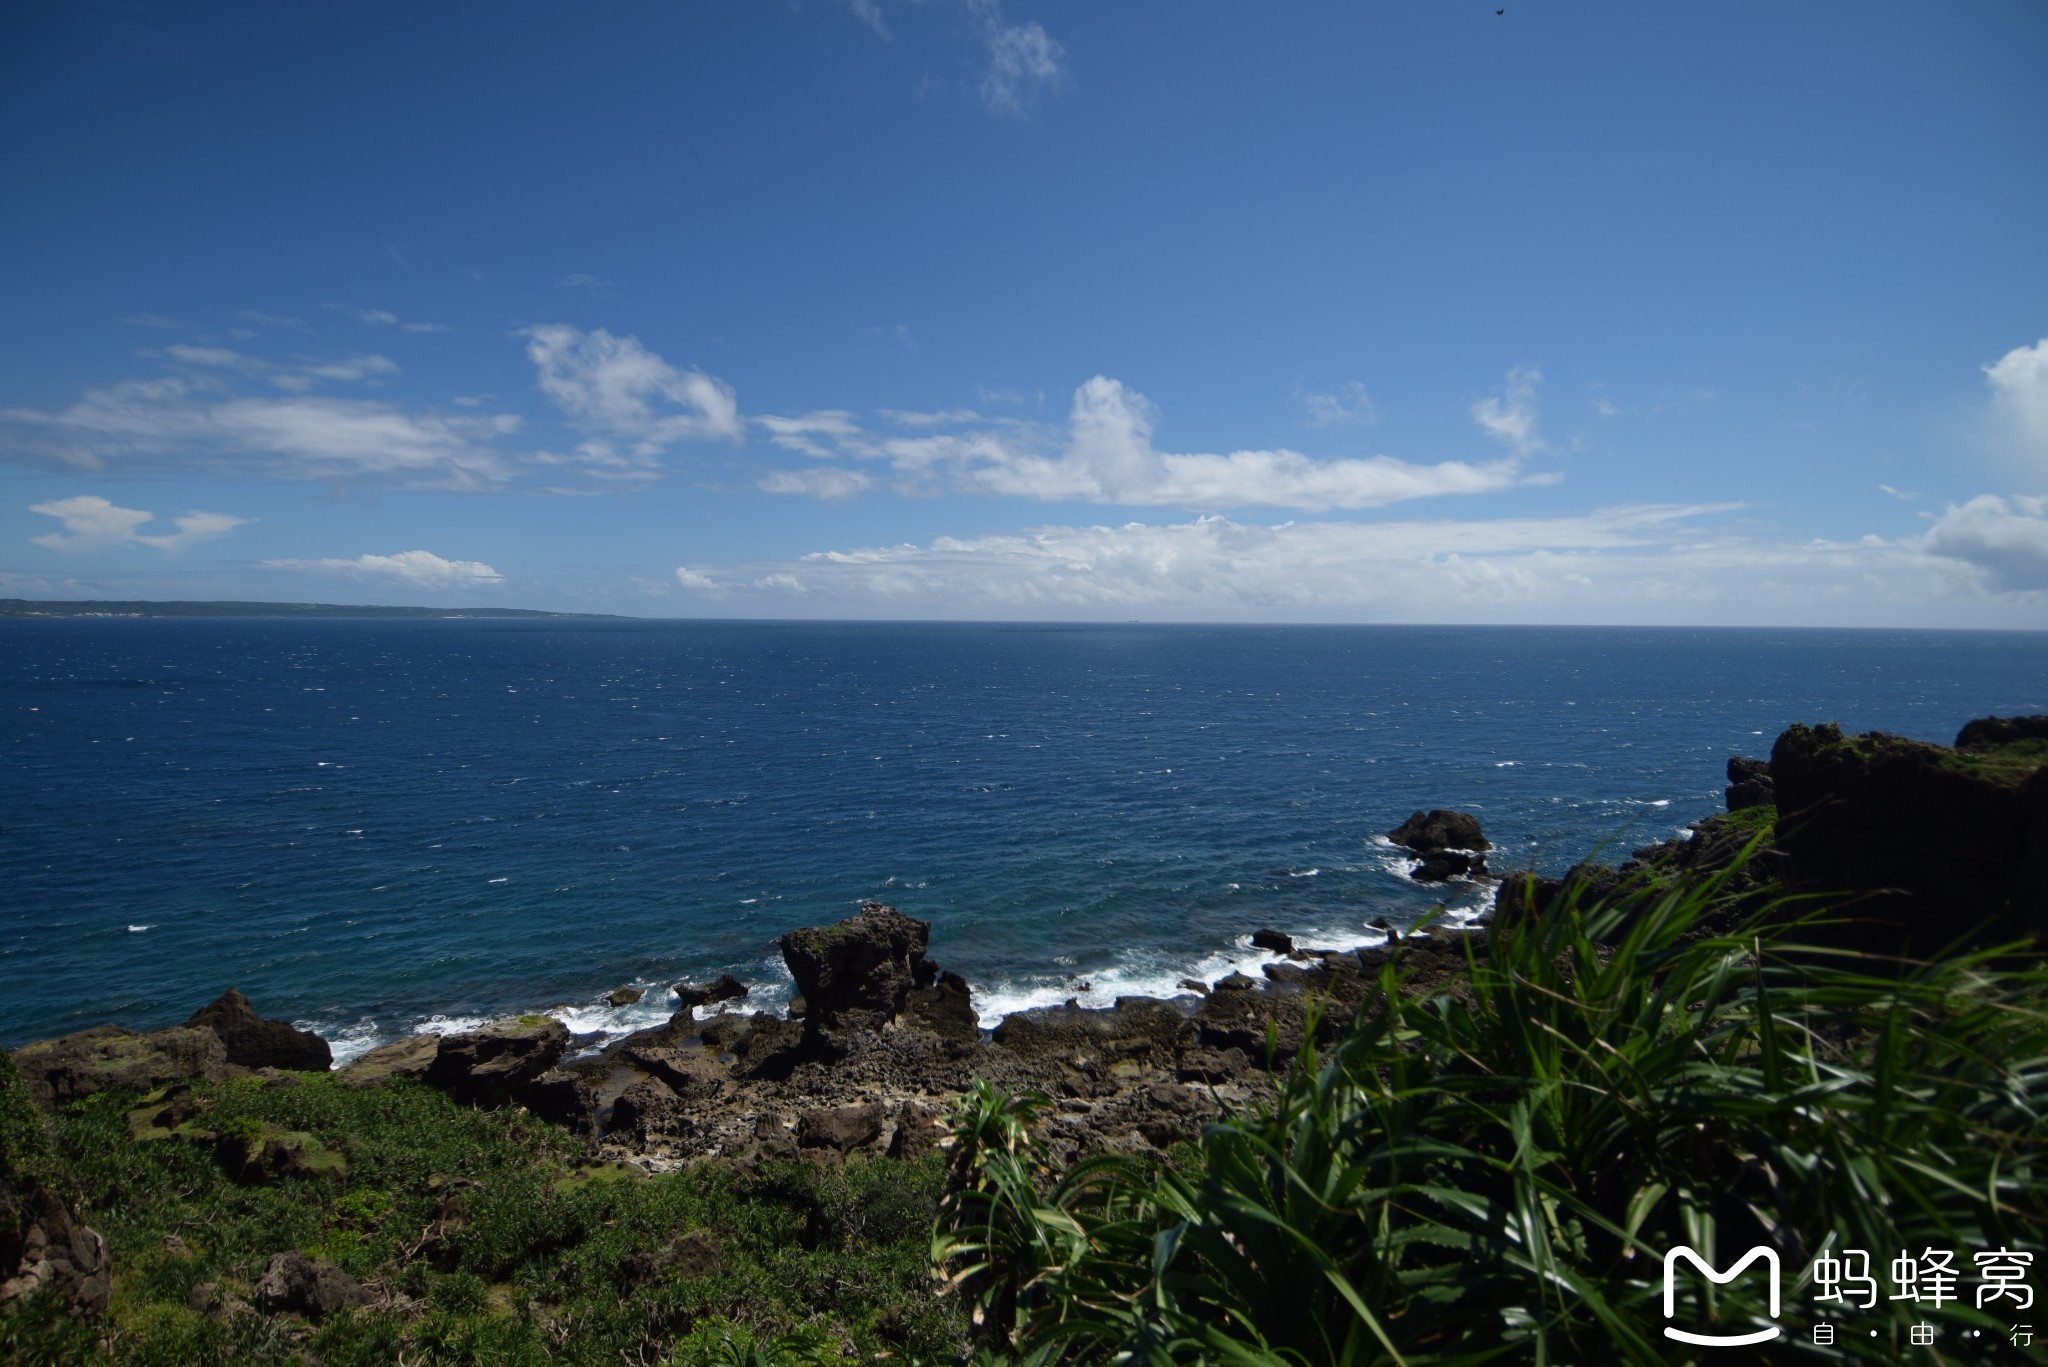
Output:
[
  {"xmin": 970, "ymin": 0, "xmax": 1065, "ymax": 117},
  {"xmin": 674, "ymin": 566, "xmax": 723, "ymax": 592},
  {"xmin": 523, "ymin": 324, "xmax": 742, "ymax": 455},
  {"xmin": 647, "ymin": 499, "xmax": 2046, "ymax": 623},
  {"xmin": 1878, "ymin": 483, "xmax": 1919, "ymax": 501},
  {"xmin": 30, "ymin": 495, "xmax": 248, "ymax": 551},
  {"xmin": 554, "ymin": 273, "xmax": 612, "ymax": 290},
  {"xmin": 158, "ymin": 343, "xmax": 398, "ymax": 393},
  {"xmin": 1302, "ymin": 382, "xmax": 1379, "ymax": 429},
  {"xmin": 3, "ymin": 377, "xmax": 519, "ymax": 489},
  {"xmin": 121, "ymin": 314, "xmax": 180, "ymax": 330},
  {"xmin": 756, "ymin": 411, "xmax": 863, "ymax": 458},
  {"xmin": 1984, "ymin": 337, "xmax": 2048, "ymax": 468},
  {"xmin": 401, "ymin": 321, "xmax": 450, "ymax": 334},
  {"xmin": 1921, "ymin": 494, "xmax": 2048, "ymax": 593},
  {"xmin": 840, "ymin": 0, "xmax": 890, "ymax": 36},
  {"xmin": 236, "ymin": 310, "xmax": 308, "ymax": 331},
  {"xmin": 759, "ymin": 467, "xmax": 873, "ymax": 500},
  {"xmin": 1471, "ymin": 365, "xmax": 1545, "ymax": 455},
  {"xmin": 264, "ymin": 549, "xmax": 503, "ymax": 588},
  {"xmin": 330, "ymin": 304, "xmax": 448, "ymax": 333},
  {"xmin": 665, "ymin": 501, "xmax": 1977, "ymax": 621},
  {"xmin": 353, "ymin": 308, "xmax": 399, "ymax": 326},
  {"xmin": 1592, "ymin": 396, "xmax": 1620, "ymax": 419},
  {"xmin": 750, "ymin": 376, "xmax": 1541, "ymax": 511}
]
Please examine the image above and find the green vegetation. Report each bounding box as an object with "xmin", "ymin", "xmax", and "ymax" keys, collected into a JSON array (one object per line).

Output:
[
  {"xmin": 0, "ymin": 1064, "xmax": 964, "ymax": 1365},
  {"xmin": 937, "ymin": 856, "xmax": 2048, "ymax": 1363},
  {"xmin": 9, "ymin": 840, "xmax": 2047, "ymax": 1363},
  {"xmin": 1944, "ymin": 737, "xmax": 2048, "ymax": 786}
]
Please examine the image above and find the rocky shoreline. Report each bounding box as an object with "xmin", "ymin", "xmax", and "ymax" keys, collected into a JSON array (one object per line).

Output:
[{"xmin": 8, "ymin": 713, "xmax": 2044, "ymax": 1322}]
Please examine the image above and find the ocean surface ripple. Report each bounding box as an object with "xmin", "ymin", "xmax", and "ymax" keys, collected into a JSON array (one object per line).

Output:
[{"xmin": 4, "ymin": 619, "xmax": 2043, "ymax": 1060}]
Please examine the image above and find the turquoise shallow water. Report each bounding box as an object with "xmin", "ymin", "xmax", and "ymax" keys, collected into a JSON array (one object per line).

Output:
[{"xmin": 4, "ymin": 619, "xmax": 2044, "ymax": 1057}]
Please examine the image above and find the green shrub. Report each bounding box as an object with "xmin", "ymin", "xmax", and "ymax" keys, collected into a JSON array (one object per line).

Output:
[{"xmin": 938, "ymin": 854, "xmax": 2048, "ymax": 1363}]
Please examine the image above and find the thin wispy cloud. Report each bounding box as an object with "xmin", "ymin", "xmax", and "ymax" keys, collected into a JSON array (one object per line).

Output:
[
  {"xmin": 970, "ymin": 0, "xmax": 1066, "ymax": 117},
  {"xmin": 120, "ymin": 313, "xmax": 181, "ymax": 330},
  {"xmin": 264, "ymin": 549, "xmax": 503, "ymax": 588},
  {"xmin": 2, "ymin": 375, "xmax": 520, "ymax": 489},
  {"xmin": 1471, "ymin": 365, "xmax": 1545, "ymax": 455},
  {"xmin": 235, "ymin": 310, "xmax": 308, "ymax": 332},
  {"xmin": 1301, "ymin": 382, "xmax": 1379, "ymax": 429},
  {"xmin": 554, "ymin": 273, "xmax": 613, "ymax": 291},
  {"xmin": 30, "ymin": 495, "xmax": 248, "ymax": 551},
  {"xmin": 759, "ymin": 467, "xmax": 873, "ymax": 500},
  {"xmin": 839, "ymin": 0, "xmax": 890, "ymax": 39},
  {"xmin": 669, "ymin": 499, "xmax": 2034, "ymax": 621}
]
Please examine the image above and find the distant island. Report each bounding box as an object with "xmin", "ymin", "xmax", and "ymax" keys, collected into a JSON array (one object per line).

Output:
[{"xmin": 0, "ymin": 598, "xmax": 630, "ymax": 620}]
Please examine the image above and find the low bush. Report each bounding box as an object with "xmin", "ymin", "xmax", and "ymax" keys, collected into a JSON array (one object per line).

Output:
[{"xmin": 937, "ymin": 854, "xmax": 2048, "ymax": 1363}]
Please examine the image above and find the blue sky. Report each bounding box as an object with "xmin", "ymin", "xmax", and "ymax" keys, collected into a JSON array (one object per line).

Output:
[{"xmin": 3, "ymin": 1, "xmax": 2045, "ymax": 624}]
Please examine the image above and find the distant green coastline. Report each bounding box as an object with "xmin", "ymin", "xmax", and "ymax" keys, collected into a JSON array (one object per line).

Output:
[{"xmin": 0, "ymin": 598, "xmax": 630, "ymax": 620}]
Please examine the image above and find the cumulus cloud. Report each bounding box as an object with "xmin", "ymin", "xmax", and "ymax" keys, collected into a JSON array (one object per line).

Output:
[
  {"xmin": 970, "ymin": 0, "xmax": 1065, "ymax": 116},
  {"xmin": 674, "ymin": 566, "xmax": 723, "ymax": 592},
  {"xmin": 30, "ymin": 495, "xmax": 248, "ymax": 551},
  {"xmin": 523, "ymin": 325, "xmax": 742, "ymax": 456},
  {"xmin": 264, "ymin": 549, "xmax": 503, "ymax": 588},
  {"xmin": 1302, "ymin": 382, "xmax": 1379, "ymax": 429},
  {"xmin": 1921, "ymin": 494, "xmax": 2048, "ymax": 593},
  {"xmin": 1471, "ymin": 366, "xmax": 1545, "ymax": 455},
  {"xmin": 1984, "ymin": 337, "xmax": 2048, "ymax": 468},
  {"xmin": 755, "ymin": 376, "xmax": 1540, "ymax": 511},
  {"xmin": 759, "ymin": 467, "xmax": 873, "ymax": 500}
]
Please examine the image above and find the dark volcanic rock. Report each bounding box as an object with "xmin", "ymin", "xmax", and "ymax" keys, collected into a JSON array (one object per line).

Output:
[
  {"xmin": 1725, "ymin": 755, "xmax": 1775, "ymax": 811},
  {"xmin": 1413, "ymin": 849, "xmax": 1487, "ymax": 882},
  {"xmin": 887, "ymin": 1101, "xmax": 949, "ymax": 1159},
  {"xmin": 253, "ymin": 1251, "xmax": 371, "ymax": 1319},
  {"xmin": 992, "ymin": 998, "xmax": 1194, "ymax": 1071},
  {"xmin": 1491, "ymin": 863, "xmax": 1626, "ymax": 925},
  {"xmin": 1, "ymin": 1187, "xmax": 110, "ymax": 1317},
  {"xmin": 796, "ymin": 1101, "xmax": 884, "ymax": 1152},
  {"xmin": 606, "ymin": 986, "xmax": 645, "ymax": 1008},
  {"xmin": 902, "ymin": 971, "xmax": 980, "ymax": 1042},
  {"xmin": 673, "ymin": 974, "xmax": 749, "ymax": 1015},
  {"xmin": 336, "ymin": 1035, "xmax": 438, "ymax": 1089},
  {"xmin": 607, "ymin": 1076, "xmax": 683, "ymax": 1140},
  {"xmin": 11, "ymin": 1025, "xmax": 228, "ymax": 1110},
  {"xmin": 1955, "ymin": 715, "xmax": 2048, "ymax": 750},
  {"xmin": 1772, "ymin": 721, "xmax": 2047, "ymax": 947},
  {"xmin": 779, "ymin": 902, "xmax": 932, "ymax": 1033},
  {"xmin": 1249, "ymin": 928, "xmax": 1293, "ymax": 953},
  {"xmin": 520, "ymin": 1061, "xmax": 603, "ymax": 1132},
  {"xmin": 1388, "ymin": 809, "xmax": 1490, "ymax": 855},
  {"xmin": 186, "ymin": 990, "xmax": 332, "ymax": 1072},
  {"xmin": 423, "ymin": 1016, "xmax": 569, "ymax": 1109},
  {"xmin": 620, "ymin": 1047, "xmax": 728, "ymax": 1101}
]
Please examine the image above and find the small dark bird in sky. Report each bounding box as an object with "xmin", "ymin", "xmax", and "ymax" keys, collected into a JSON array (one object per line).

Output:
[{"xmin": 1496, "ymin": 8, "xmax": 1505, "ymax": 13}]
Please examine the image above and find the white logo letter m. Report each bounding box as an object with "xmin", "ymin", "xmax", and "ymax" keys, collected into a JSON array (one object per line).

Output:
[{"xmin": 1663, "ymin": 1245, "xmax": 1783, "ymax": 1347}]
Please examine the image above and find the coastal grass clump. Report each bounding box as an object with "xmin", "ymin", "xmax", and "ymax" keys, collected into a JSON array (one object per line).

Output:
[
  {"xmin": 936, "ymin": 857, "xmax": 2048, "ymax": 1363},
  {"xmin": 1, "ymin": 1064, "xmax": 966, "ymax": 1365}
]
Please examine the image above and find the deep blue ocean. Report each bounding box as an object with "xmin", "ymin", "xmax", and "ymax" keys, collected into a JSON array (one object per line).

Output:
[{"xmin": 4, "ymin": 619, "xmax": 2044, "ymax": 1058}]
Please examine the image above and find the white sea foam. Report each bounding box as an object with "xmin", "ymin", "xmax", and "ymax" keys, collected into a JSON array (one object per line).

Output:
[
  {"xmin": 319, "ymin": 1016, "xmax": 384, "ymax": 1067},
  {"xmin": 128, "ymin": 924, "xmax": 152, "ymax": 933},
  {"xmin": 413, "ymin": 1012, "xmax": 493, "ymax": 1037}
]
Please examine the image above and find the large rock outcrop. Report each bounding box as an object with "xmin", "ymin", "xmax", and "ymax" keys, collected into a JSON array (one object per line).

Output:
[
  {"xmin": 422, "ymin": 1016, "xmax": 569, "ymax": 1109},
  {"xmin": 186, "ymin": 990, "xmax": 332, "ymax": 1072},
  {"xmin": 779, "ymin": 902, "xmax": 954, "ymax": 1035},
  {"xmin": 1388, "ymin": 809, "xmax": 1491, "ymax": 882},
  {"xmin": 10, "ymin": 1024, "xmax": 228, "ymax": 1110},
  {"xmin": 1770, "ymin": 719, "xmax": 2048, "ymax": 948}
]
